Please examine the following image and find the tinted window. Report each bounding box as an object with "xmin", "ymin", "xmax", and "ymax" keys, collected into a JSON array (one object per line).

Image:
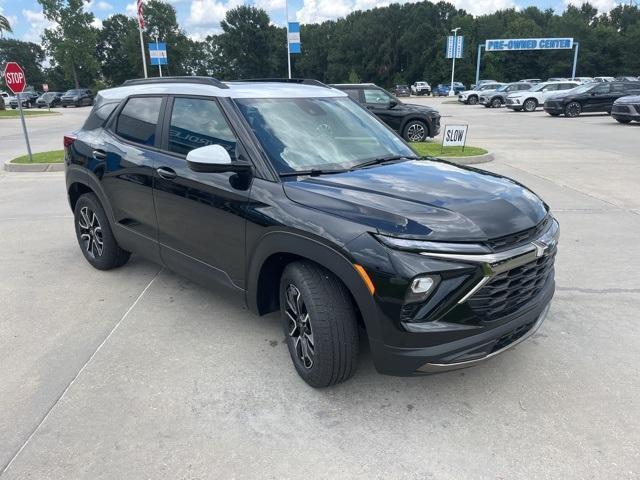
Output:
[
  {"xmin": 592, "ymin": 84, "xmax": 610, "ymax": 94},
  {"xmin": 516, "ymin": 84, "xmax": 531, "ymax": 90},
  {"xmin": 342, "ymin": 89, "xmax": 361, "ymax": 102},
  {"xmin": 625, "ymin": 83, "xmax": 640, "ymax": 92},
  {"xmin": 84, "ymin": 102, "xmax": 119, "ymax": 130},
  {"xmin": 168, "ymin": 97, "xmax": 237, "ymax": 157},
  {"xmin": 363, "ymin": 88, "xmax": 392, "ymax": 104},
  {"xmin": 115, "ymin": 96, "xmax": 162, "ymax": 146},
  {"xmin": 611, "ymin": 83, "xmax": 625, "ymax": 93}
]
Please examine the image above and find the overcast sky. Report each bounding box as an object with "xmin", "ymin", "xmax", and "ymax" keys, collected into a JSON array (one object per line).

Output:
[{"xmin": 0, "ymin": 0, "xmax": 625, "ymax": 42}]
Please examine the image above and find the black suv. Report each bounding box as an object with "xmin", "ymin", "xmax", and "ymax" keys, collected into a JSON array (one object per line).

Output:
[
  {"xmin": 65, "ymin": 77, "xmax": 558, "ymax": 387},
  {"xmin": 544, "ymin": 81, "xmax": 640, "ymax": 117},
  {"xmin": 331, "ymin": 83, "xmax": 440, "ymax": 142},
  {"xmin": 61, "ymin": 88, "xmax": 94, "ymax": 107}
]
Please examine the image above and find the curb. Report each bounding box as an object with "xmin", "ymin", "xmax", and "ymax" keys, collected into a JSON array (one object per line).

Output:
[
  {"xmin": 443, "ymin": 152, "xmax": 494, "ymax": 165},
  {"xmin": 3, "ymin": 159, "xmax": 65, "ymax": 172}
]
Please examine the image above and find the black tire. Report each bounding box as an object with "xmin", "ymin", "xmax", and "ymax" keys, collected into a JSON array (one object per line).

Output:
[
  {"xmin": 467, "ymin": 95, "xmax": 478, "ymax": 105},
  {"xmin": 523, "ymin": 98, "xmax": 538, "ymax": 112},
  {"xmin": 74, "ymin": 193, "xmax": 130, "ymax": 270},
  {"xmin": 403, "ymin": 120, "xmax": 429, "ymax": 142},
  {"xmin": 614, "ymin": 117, "xmax": 632, "ymax": 124},
  {"xmin": 564, "ymin": 101, "xmax": 582, "ymax": 117},
  {"xmin": 62, "ymin": 105, "xmax": 67, "ymax": 108},
  {"xmin": 547, "ymin": 111, "xmax": 560, "ymax": 117},
  {"xmin": 279, "ymin": 261, "xmax": 359, "ymax": 387},
  {"xmin": 491, "ymin": 97, "xmax": 502, "ymax": 108}
]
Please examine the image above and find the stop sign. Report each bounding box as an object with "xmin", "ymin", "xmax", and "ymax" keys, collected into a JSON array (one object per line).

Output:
[{"xmin": 3, "ymin": 62, "xmax": 26, "ymax": 94}]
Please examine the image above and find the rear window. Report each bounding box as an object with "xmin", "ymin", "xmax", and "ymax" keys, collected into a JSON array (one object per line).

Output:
[{"xmin": 115, "ymin": 96, "xmax": 163, "ymax": 146}]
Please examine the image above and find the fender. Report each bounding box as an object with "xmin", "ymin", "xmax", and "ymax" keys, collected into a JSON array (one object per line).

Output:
[
  {"xmin": 245, "ymin": 230, "xmax": 383, "ymax": 341},
  {"xmin": 65, "ymin": 164, "xmax": 116, "ymax": 224}
]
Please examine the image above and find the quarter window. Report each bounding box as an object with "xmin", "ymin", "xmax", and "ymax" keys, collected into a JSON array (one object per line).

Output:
[
  {"xmin": 342, "ymin": 89, "xmax": 361, "ymax": 102},
  {"xmin": 168, "ymin": 97, "xmax": 237, "ymax": 157},
  {"xmin": 115, "ymin": 96, "xmax": 163, "ymax": 146}
]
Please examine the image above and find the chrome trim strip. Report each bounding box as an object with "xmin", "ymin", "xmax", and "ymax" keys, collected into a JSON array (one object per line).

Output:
[
  {"xmin": 418, "ymin": 219, "xmax": 559, "ymax": 304},
  {"xmin": 416, "ymin": 303, "xmax": 550, "ymax": 373}
]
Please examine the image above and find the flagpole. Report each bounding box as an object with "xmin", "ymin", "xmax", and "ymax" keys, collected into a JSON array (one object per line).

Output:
[
  {"xmin": 285, "ymin": 0, "xmax": 291, "ymax": 79},
  {"xmin": 138, "ymin": 22, "xmax": 148, "ymax": 78}
]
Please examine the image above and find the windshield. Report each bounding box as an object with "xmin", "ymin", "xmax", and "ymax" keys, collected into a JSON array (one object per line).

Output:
[
  {"xmin": 530, "ymin": 83, "xmax": 549, "ymax": 92},
  {"xmin": 235, "ymin": 97, "xmax": 415, "ymax": 174},
  {"xmin": 496, "ymin": 85, "xmax": 510, "ymax": 92},
  {"xmin": 65, "ymin": 89, "xmax": 81, "ymax": 95},
  {"xmin": 568, "ymin": 84, "xmax": 593, "ymax": 95}
]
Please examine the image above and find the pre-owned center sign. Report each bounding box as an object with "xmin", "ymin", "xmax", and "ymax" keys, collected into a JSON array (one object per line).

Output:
[{"xmin": 485, "ymin": 37, "xmax": 573, "ymax": 51}]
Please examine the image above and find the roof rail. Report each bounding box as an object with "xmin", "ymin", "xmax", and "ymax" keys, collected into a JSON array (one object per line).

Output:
[
  {"xmin": 122, "ymin": 76, "xmax": 229, "ymax": 89},
  {"xmin": 231, "ymin": 78, "xmax": 330, "ymax": 88}
]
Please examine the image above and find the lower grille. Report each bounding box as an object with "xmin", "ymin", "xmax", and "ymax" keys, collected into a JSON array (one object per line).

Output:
[
  {"xmin": 491, "ymin": 321, "xmax": 535, "ymax": 353},
  {"xmin": 613, "ymin": 105, "xmax": 631, "ymax": 114},
  {"xmin": 468, "ymin": 246, "xmax": 556, "ymax": 322}
]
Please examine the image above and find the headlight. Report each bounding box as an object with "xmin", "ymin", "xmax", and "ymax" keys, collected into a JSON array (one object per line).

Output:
[{"xmin": 374, "ymin": 234, "xmax": 491, "ymax": 254}]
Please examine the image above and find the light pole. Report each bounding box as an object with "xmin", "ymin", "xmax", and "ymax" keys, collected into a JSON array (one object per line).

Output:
[{"xmin": 449, "ymin": 27, "xmax": 461, "ymax": 97}]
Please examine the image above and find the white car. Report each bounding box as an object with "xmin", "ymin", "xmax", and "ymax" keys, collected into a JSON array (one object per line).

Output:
[
  {"xmin": 1, "ymin": 91, "xmax": 10, "ymax": 105},
  {"xmin": 410, "ymin": 81, "xmax": 431, "ymax": 96},
  {"xmin": 593, "ymin": 76, "xmax": 616, "ymax": 83},
  {"xmin": 505, "ymin": 81, "xmax": 580, "ymax": 112},
  {"xmin": 569, "ymin": 77, "xmax": 594, "ymax": 84},
  {"xmin": 457, "ymin": 82, "xmax": 505, "ymax": 105}
]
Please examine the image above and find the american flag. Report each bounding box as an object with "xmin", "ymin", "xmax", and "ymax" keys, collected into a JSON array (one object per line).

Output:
[{"xmin": 136, "ymin": 0, "xmax": 145, "ymax": 29}]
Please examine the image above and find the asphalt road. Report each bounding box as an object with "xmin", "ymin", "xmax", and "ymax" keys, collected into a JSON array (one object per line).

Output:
[{"xmin": 1, "ymin": 99, "xmax": 639, "ymax": 479}]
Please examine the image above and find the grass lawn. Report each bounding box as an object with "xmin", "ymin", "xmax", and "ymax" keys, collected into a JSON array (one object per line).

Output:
[
  {"xmin": 411, "ymin": 142, "xmax": 487, "ymax": 158},
  {"xmin": 0, "ymin": 109, "xmax": 59, "ymax": 118},
  {"xmin": 11, "ymin": 150, "xmax": 64, "ymax": 164}
]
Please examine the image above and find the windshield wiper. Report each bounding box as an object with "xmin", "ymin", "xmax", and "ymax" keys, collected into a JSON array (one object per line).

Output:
[
  {"xmin": 350, "ymin": 154, "xmax": 419, "ymax": 170},
  {"xmin": 279, "ymin": 168, "xmax": 347, "ymax": 178}
]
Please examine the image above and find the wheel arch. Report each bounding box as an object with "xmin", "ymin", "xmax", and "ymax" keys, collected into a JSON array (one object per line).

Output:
[
  {"xmin": 246, "ymin": 231, "xmax": 382, "ymax": 340},
  {"xmin": 66, "ymin": 166, "xmax": 116, "ymax": 223}
]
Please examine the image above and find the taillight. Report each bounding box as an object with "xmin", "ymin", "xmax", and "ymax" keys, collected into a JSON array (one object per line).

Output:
[{"xmin": 63, "ymin": 135, "xmax": 76, "ymax": 148}]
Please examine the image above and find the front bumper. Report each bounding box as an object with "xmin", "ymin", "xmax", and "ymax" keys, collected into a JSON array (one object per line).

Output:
[
  {"xmin": 505, "ymin": 98, "xmax": 521, "ymax": 109},
  {"xmin": 544, "ymin": 102, "xmax": 564, "ymax": 114},
  {"xmin": 611, "ymin": 103, "xmax": 640, "ymax": 120},
  {"xmin": 61, "ymin": 98, "xmax": 78, "ymax": 106}
]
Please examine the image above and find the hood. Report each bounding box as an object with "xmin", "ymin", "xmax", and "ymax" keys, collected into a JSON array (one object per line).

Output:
[
  {"xmin": 614, "ymin": 95, "xmax": 640, "ymax": 104},
  {"xmin": 396, "ymin": 102, "xmax": 439, "ymax": 115},
  {"xmin": 283, "ymin": 160, "xmax": 547, "ymax": 241}
]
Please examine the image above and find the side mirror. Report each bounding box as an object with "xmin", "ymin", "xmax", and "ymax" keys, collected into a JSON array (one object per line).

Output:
[
  {"xmin": 186, "ymin": 144, "xmax": 251, "ymax": 173},
  {"xmin": 389, "ymin": 100, "xmax": 398, "ymax": 108}
]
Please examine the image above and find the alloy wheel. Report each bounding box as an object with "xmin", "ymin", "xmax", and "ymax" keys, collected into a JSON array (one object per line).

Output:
[
  {"xmin": 285, "ymin": 284, "xmax": 315, "ymax": 369},
  {"xmin": 77, "ymin": 206, "xmax": 104, "ymax": 259},
  {"xmin": 492, "ymin": 98, "xmax": 502, "ymax": 108},
  {"xmin": 565, "ymin": 102, "xmax": 581, "ymax": 117},
  {"xmin": 524, "ymin": 99, "xmax": 537, "ymax": 112},
  {"xmin": 406, "ymin": 123, "xmax": 425, "ymax": 142}
]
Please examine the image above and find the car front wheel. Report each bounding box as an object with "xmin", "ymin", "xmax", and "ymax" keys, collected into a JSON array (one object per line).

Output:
[
  {"xmin": 523, "ymin": 99, "xmax": 537, "ymax": 112},
  {"xmin": 564, "ymin": 102, "xmax": 582, "ymax": 117},
  {"xmin": 491, "ymin": 97, "xmax": 502, "ymax": 108},
  {"xmin": 615, "ymin": 117, "xmax": 632, "ymax": 124},
  {"xmin": 467, "ymin": 96, "xmax": 478, "ymax": 105},
  {"xmin": 280, "ymin": 261, "xmax": 359, "ymax": 387},
  {"xmin": 74, "ymin": 193, "xmax": 130, "ymax": 270},
  {"xmin": 403, "ymin": 120, "xmax": 428, "ymax": 142}
]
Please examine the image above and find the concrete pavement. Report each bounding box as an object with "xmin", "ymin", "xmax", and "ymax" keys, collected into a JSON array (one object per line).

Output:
[{"xmin": 0, "ymin": 101, "xmax": 639, "ymax": 479}]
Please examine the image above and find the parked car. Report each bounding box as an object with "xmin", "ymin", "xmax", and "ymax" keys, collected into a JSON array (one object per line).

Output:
[
  {"xmin": 543, "ymin": 81, "xmax": 640, "ymax": 117},
  {"xmin": 610, "ymin": 95, "xmax": 640, "ymax": 123},
  {"xmin": 479, "ymin": 82, "xmax": 533, "ymax": 108},
  {"xmin": 569, "ymin": 77, "xmax": 594, "ymax": 84},
  {"xmin": 61, "ymin": 88, "xmax": 94, "ymax": 107},
  {"xmin": 519, "ymin": 78, "xmax": 542, "ymax": 84},
  {"xmin": 548, "ymin": 77, "xmax": 568, "ymax": 82},
  {"xmin": 432, "ymin": 83, "xmax": 465, "ymax": 96},
  {"xmin": 615, "ymin": 76, "xmax": 638, "ymax": 82},
  {"xmin": 9, "ymin": 91, "xmax": 39, "ymax": 109},
  {"xmin": 36, "ymin": 92, "xmax": 63, "ymax": 108},
  {"xmin": 410, "ymin": 81, "xmax": 431, "ymax": 96},
  {"xmin": 331, "ymin": 83, "xmax": 440, "ymax": 142},
  {"xmin": 65, "ymin": 76, "xmax": 558, "ymax": 387},
  {"xmin": 394, "ymin": 85, "xmax": 410, "ymax": 97},
  {"xmin": 593, "ymin": 76, "xmax": 616, "ymax": 83},
  {"xmin": 458, "ymin": 83, "xmax": 505, "ymax": 105},
  {"xmin": 470, "ymin": 79, "xmax": 497, "ymax": 89},
  {"xmin": 505, "ymin": 81, "xmax": 580, "ymax": 112}
]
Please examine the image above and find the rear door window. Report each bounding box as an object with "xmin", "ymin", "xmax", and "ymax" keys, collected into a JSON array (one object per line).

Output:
[
  {"xmin": 167, "ymin": 97, "xmax": 237, "ymax": 158},
  {"xmin": 115, "ymin": 96, "xmax": 163, "ymax": 146}
]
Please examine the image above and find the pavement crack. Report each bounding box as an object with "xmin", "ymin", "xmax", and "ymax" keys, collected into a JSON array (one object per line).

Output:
[{"xmin": 0, "ymin": 268, "xmax": 164, "ymax": 475}]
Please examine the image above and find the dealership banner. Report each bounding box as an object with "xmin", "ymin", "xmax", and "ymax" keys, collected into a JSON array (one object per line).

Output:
[
  {"xmin": 288, "ymin": 22, "xmax": 301, "ymax": 54},
  {"xmin": 485, "ymin": 38, "xmax": 573, "ymax": 51}
]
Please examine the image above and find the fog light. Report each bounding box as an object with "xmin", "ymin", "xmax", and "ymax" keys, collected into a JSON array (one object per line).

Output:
[{"xmin": 406, "ymin": 275, "xmax": 439, "ymax": 303}]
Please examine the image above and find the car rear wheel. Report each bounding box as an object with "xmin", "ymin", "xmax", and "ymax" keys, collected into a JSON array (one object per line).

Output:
[
  {"xmin": 74, "ymin": 193, "xmax": 130, "ymax": 270},
  {"xmin": 467, "ymin": 96, "xmax": 478, "ymax": 105},
  {"xmin": 564, "ymin": 102, "xmax": 582, "ymax": 117},
  {"xmin": 280, "ymin": 261, "xmax": 359, "ymax": 387},
  {"xmin": 523, "ymin": 99, "xmax": 538, "ymax": 112},
  {"xmin": 403, "ymin": 120, "xmax": 428, "ymax": 142},
  {"xmin": 491, "ymin": 97, "xmax": 502, "ymax": 108}
]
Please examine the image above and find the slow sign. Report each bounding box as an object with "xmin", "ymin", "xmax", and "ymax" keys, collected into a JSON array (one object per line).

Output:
[
  {"xmin": 3, "ymin": 62, "xmax": 27, "ymax": 94},
  {"xmin": 442, "ymin": 124, "xmax": 468, "ymax": 148}
]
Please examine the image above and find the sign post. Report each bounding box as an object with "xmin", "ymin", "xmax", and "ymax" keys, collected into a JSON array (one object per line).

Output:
[
  {"xmin": 3, "ymin": 62, "xmax": 33, "ymax": 162},
  {"xmin": 446, "ymin": 28, "xmax": 463, "ymax": 96},
  {"xmin": 149, "ymin": 39, "xmax": 167, "ymax": 77}
]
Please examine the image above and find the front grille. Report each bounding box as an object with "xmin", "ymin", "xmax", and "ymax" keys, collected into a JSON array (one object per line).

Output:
[
  {"xmin": 486, "ymin": 216, "xmax": 551, "ymax": 252},
  {"xmin": 613, "ymin": 105, "xmax": 631, "ymax": 114},
  {"xmin": 468, "ymin": 246, "xmax": 556, "ymax": 322},
  {"xmin": 491, "ymin": 321, "xmax": 535, "ymax": 353}
]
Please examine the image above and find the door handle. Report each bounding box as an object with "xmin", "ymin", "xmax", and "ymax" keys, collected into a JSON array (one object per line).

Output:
[
  {"xmin": 156, "ymin": 167, "xmax": 177, "ymax": 180},
  {"xmin": 92, "ymin": 149, "xmax": 106, "ymax": 160}
]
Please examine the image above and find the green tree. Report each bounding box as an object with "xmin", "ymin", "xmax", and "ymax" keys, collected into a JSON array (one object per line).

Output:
[
  {"xmin": 0, "ymin": 39, "xmax": 46, "ymax": 88},
  {"xmin": 0, "ymin": 14, "xmax": 12, "ymax": 37},
  {"xmin": 99, "ymin": 14, "xmax": 142, "ymax": 85},
  {"xmin": 38, "ymin": 0, "xmax": 99, "ymax": 88}
]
